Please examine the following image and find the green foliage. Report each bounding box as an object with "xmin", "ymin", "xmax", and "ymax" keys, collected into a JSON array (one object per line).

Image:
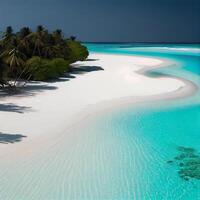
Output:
[
  {"xmin": 50, "ymin": 58, "xmax": 70, "ymax": 75},
  {"xmin": 0, "ymin": 46, "xmax": 26, "ymax": 80},
  {"xmin": 67, "ymin": 40, "xmax": 89, "ymax": 62},
  {"xmin": 0, "ymin": 25, "xmax": 89, "ymax": 85},
  {"xmin": 26, "ymin": 57, "xmax": 70, "ymax": 81}
]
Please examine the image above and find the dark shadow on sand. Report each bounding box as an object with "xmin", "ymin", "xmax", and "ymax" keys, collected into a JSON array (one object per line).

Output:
[
  {"xmin": 86, "ymin": 58, "xmax": 99, "ymax": 61},
  {"xmin": 47, "ymin": 65, "xmax": 104, "ymax": 82},
  {"xmin": 46, "ymin": 74, "xmax": 76, "ymax": 83},
  {"xmin": 0, "ymin": 83, "xmax": 58, "ymax": 98},
  {"xmin": 0, "ymin": 103, "xmax": 31, "ymax": 113},
  {"xmin": 0, "ymin": 65, "xmax": 103, "ymax": 97},
  {"xmin": 71, "ymin": 65, "xmax": 104, "ymax": 75},
  {"xmin": 0, "ymin": 132, "xmax": 27, "ymax": 144}
]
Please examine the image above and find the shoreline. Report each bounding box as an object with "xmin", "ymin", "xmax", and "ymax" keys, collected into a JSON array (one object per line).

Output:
[
  {"xmin": 0, "ymin": 53, "xmax": 197, "ymax": 154},
  {"xmin": 67, "ymin": 53, "xmax": 197, "ymax": 130}
]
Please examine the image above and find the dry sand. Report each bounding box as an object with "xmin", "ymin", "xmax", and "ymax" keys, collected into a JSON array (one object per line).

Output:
[{"xmin": 0, "ymin": 53, "xmax": 196, "ymax": 153}]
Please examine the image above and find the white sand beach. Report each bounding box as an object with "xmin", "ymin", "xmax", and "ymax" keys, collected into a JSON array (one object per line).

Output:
[
  {"xmin": 0, "ymin": 53, "xmax": 197, "ymax": 160},
  {"xmin": 0, "ymin": 53, "xmax": 196, "ymax": 148}
]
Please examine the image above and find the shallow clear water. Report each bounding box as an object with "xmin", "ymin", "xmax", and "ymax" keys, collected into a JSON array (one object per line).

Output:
[
  {"xmin": 84, "ymin": 43, "xmax": 200, "ymax": 199},
  {"xmin": 1, "ymin": 44, "xmax": 200, "ymax": 199}
]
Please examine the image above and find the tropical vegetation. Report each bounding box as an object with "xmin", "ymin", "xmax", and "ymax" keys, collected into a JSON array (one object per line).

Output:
[{"xmin": 0, "ymin": 26, "xmax": 89, "ymax": 88}]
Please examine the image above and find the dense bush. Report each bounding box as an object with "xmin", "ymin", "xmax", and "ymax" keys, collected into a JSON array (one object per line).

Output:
[
  {"xmin": 67, "ymin": 40, "xmax": 89, "ymax": 62},
  {"xmin": 50, "ymin": 58, "xmax": 70, "ymax": 75},
  {"xmin": 26, "ymin": 57, "xmax": 70, "ymax": 81}
]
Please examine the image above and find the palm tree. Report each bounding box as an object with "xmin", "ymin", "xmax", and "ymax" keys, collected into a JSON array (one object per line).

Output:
[
  {"xmin": 0, "ymin": 37, "xmax": 26, "ymax": 85},
  {"xmin": 1, "ymin": 48, "xmax": 25, "ymax": 70},
  {"xmin": 18, "ymin": 36, "xmax": 31, "ymax": 57},
  {"xmin": 53, "ymin": 29, "xmax": 64, "ymax": 44},
  {"xmin": 33, "ymin": 38, "xmax": 44, "ymax": 56},
  {"xmin": 19, "ymin": 27, "xmax": 31, "ymax": 39},
  {"xmin": 55, "ymin": 29, "xmax": 62, "ymax": 35},
  {"xmin": 70, "ymin": 36, "xmax": 76, "ymax": 41},
  {"xmin": 1, "ymin": 26, "xmax": 14, "ymax": 49},
  {"xmin": 26, "ymin": 26, "xmax": 48, "ymax": 57},
  {"xmin": 26, "ymin": 32, "xmax": 44, "ymax": 56},
  {"xmin": 37, "ymin": 25, "xmax": 45, "ymax": 33},
  {"xmin": 5, "ymin": 26, "xmax": 13, "ymax": 37}
]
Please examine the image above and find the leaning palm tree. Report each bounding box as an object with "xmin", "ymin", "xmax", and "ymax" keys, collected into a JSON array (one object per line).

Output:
[
  {"xmin": 0, "ymin": 46, "xmax": 26, "ymax": 87},
  {"xmin": 3, "ymin": 49, "xmax": 25, "ymax": 69}
]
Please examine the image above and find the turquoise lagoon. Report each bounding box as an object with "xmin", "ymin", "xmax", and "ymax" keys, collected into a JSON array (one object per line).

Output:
[
  {"xmin": 84, "ymin": 44, "xmax": 200, "ymax": 199},
  {"xmin": 1, "ymin": 44, "xmax": 200, "ymax": 200}
]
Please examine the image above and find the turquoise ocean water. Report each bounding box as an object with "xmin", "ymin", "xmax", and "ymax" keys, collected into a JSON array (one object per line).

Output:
[
  {"xmin": 83, "ymin": 43, "xmax": 200, "ymax": 199},
  {"xmin": 1, "ymin": 44, "xmax": 200, "ymax": 200}
]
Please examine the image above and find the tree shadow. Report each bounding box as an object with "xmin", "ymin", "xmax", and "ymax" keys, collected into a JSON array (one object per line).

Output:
[
  {"xmin": 47, "ymin": 65, "xmax": 104, "ymax": 83},
  {"xmin": 71, "ymin": 65, "xmax": 104, "ymax": 75},
  {"xmin": 22, "ymin": 84, "xmax": 57, "ymax": 96},
  {"xmin": 0, "ymin": 65, "xmax": 103, "ymax": 93},
  {"xmin": 0, "ymin": 132, "xmax": 27, "ymax": 144},
  {"xmin": 46, "ymin": 74, "xmax": 76, "ymax": 83},
  {"xmin": 0, "ymin": 83, "xmax": 58, "ymax": 98},
  {"xmin": 64, "ymin": 74, "xmax": 76, "ymax": 79},
  {"xmin": 86, "ymin": 58, "xmax": 99, "ymax": 61},
  {"xmin": 0, "ymin": 103, "xmax": 31, "ymax": 113}
]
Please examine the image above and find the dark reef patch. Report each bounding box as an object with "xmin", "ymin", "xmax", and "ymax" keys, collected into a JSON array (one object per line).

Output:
[{"xmin": 167, "ymin": 146, "xmax": 200, "ymax": 181}]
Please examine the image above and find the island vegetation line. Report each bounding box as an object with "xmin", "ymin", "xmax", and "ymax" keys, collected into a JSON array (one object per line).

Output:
[{"xmin": 0, "ymin": 25, "xmax": 89, "ymax": 89}]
